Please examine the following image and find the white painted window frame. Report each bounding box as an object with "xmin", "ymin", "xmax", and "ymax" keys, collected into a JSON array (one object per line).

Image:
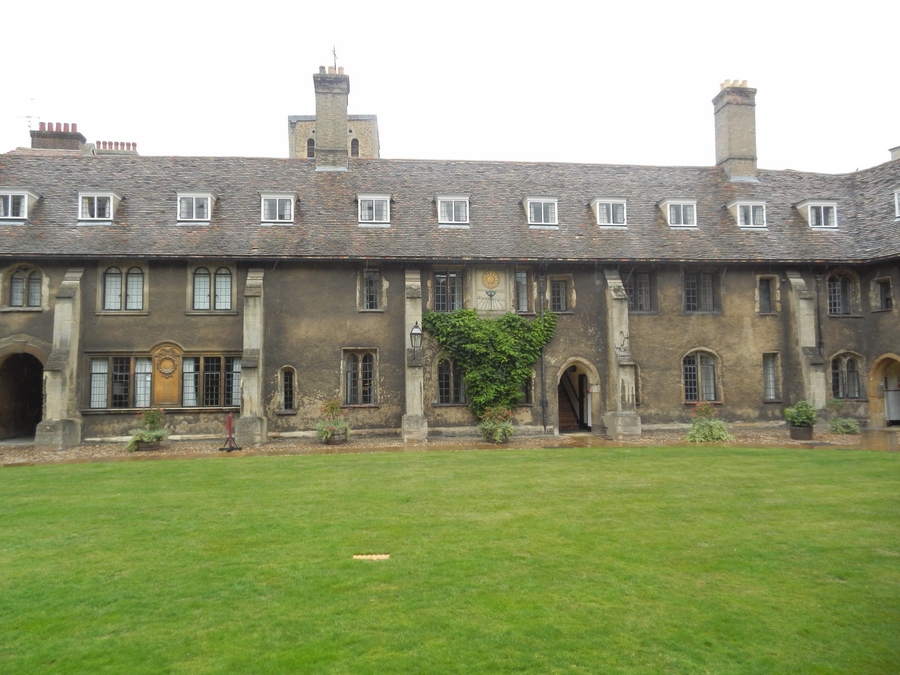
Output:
[
  {"xmin": 590, "ymin": 198, "xmax": 627, "ymax": 228},
  {"xmin": 260, "ymin": 192, "xmax": 296, "ymax": 224},
  {"xmin": 177, "ymin": 192, "xmax": 215, "ymax": 222},
  {"xmin": 525, "ymin": 197, "xmax": 558, "ymax": 228},
  {"xmin": 358, "ymin": 194, "xmax": 391, "ymax": 227}
]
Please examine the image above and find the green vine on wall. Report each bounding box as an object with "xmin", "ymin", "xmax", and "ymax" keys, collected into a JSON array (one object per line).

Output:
[{"xmin": 422, "ymin": 310, "xmax": 558, "ymax": 416}]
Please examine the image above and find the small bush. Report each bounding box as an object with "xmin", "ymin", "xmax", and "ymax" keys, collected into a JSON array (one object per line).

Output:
[
  {"xmin": 125, "ymin": 408, "xmax": 168, "ymax": 452},
  {"xmin": 784, "ymin": 400, "xmax": 817, "ymax": 428},
  {"xmin": 477, "ymin": 406, "xmax": 514, "ymax": 443},
  {"xmin": 685, "ymin": 402, "xmax": 733, "ymax": 442},
  {"xmin": 830, "ymin": 417, "xmax": 860, "ymax": 434}
]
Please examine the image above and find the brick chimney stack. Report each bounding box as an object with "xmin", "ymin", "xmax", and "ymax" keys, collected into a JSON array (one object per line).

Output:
[
  {"xmin": 30, "ymin": 122, "xmax": 87, "ymax": 151},
  {"xmin": 313, "ymin": 65, "xmax": 350, "ymax": 171},
  {"xmin": 712, "ymin": 80, "xmax": 758, "ymax": 180}
]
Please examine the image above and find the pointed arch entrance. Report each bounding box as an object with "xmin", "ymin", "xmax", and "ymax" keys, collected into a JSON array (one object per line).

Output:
[
  {"xmin": 0, "ymin": 353, "xmax": 44, "ymax": 440},
  {"xmin": 555, "ymin": 358, "xmax": 601, "ymax": 434},
  {"xmin": 868, "ymin": 354, "xmax": 900, "ymax": 427}
]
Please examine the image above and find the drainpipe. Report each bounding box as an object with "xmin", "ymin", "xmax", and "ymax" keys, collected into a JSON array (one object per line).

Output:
[
  {"xmin": 814, "ymin": 274, "xmax": 824, "ymax": 353},
  {"xmin": 538, "ymin": 273, "xmax": 547, "ymax": 433}
]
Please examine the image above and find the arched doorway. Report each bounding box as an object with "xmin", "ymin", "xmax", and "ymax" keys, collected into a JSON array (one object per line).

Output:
[
  {"xmin": 556, "ymin": 359, "xmax": 601, "ymax": 434},
  {"xmin": 868, "ymin": 354, "xmax": 900, "ymax": 427},
  {"xmin": 0, "ymin": 353, "xmax": 44, "ymax": 440}
]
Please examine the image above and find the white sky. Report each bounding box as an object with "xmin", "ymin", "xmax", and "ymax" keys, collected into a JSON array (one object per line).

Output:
[{"xmin": 2, "ymin": 0, "xmax": 897, "ymax": 174}]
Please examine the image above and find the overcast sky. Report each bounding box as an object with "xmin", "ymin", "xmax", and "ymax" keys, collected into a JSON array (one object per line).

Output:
[{"xmin": 2, "ymin": 0, "xmax": 896, "ymax": 174}]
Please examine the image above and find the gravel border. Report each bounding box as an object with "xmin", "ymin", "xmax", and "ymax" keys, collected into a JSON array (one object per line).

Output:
[{"xmin": 0, "ymin": 428, "xmax": 864, "ymax": 467}]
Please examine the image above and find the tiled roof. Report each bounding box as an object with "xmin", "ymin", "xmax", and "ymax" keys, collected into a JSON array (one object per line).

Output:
[{"xmin": 1, "ymin": 153, "xmax": 898, "ymax": 263}]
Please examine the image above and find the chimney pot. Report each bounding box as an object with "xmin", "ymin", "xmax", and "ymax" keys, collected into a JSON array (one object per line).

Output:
[
  {"xmin": 55, "ymin": 123, "xmax": 62, "ymax": 132},
  {"xmin": 63, "ymin": 123, "xmax": 70, "ymax": 132},
  {"xmin": 319, "ymin": 65, "xmax": 326, "ymax": 74},
  {"xmin": 39, "ymin": 122, "xmax": 46, "ymax": 131},
  {"xmin": 338, "ymin": 66, "xmax": 344, "ymax": 75},
  {"xmin": 72, "ymin": 123, "xmax": 77, "ymax": 132},
  {"xmin": 328, "ymin": 66, "xmax": 335, "ymax": 74}
]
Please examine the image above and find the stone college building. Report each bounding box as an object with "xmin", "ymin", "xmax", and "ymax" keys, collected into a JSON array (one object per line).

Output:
[{"xmin": 1, "ymin": 66, "xmax": 898, "ymax": 449}]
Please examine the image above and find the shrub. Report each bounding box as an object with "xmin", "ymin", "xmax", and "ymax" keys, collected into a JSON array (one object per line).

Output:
[
  {"xmin": 315, "ymin": 399, "xmax": 350, "ymax": 442},
  {"xmin": 685, "ymin": 402, "xmax": 733, "ymax": 442},
  {"xmin": 125, "ymin": 408, "xmax": 169, "ymax": 452},
  {"xmin": 784, "ymin": 400, "xmax": 817, "ymax": 427},
  {"xmin": 830, "ymin": 417, "xmax": 860, "ymax": 434},
  {"xmin": 477, "ymin": 406, "xmax": 514, "ymax": 443}
]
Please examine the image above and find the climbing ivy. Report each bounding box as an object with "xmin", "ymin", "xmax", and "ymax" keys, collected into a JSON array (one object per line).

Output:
[{"xmin": 422, "ymin": 310, "xmax": 557, "ymax": 416}]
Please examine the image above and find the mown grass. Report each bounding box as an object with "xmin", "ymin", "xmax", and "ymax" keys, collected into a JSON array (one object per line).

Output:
[{"xmin": 1, "ymin": 446, "xmax": 898, "ymax": 674}]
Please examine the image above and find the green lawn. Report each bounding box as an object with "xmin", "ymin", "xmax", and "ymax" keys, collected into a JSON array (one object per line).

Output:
[{"xmin": 1, "ymin": 446, "xmax": 898, "ymax": 674}]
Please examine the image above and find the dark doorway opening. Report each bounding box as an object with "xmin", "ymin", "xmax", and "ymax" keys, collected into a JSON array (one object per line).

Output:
[{"xmin": 0, "ymin": 353, "xmax": 43, "ymax": 440}]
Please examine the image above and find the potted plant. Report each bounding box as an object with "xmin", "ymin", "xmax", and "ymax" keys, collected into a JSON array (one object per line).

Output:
[
  {"xmin": 477, "ymin": 405, "xmax": 514, "ymax": 444},
  {"xmin": 784, "ymin": 400, "xmax": 817, "ymax": 440},
  {"xmin": 315, "ymin": 399, "xmax": 350, "ymax": 444},
  {"xmin": 126, "ymin": 408, "xmax": 168, "ymax": 451}
]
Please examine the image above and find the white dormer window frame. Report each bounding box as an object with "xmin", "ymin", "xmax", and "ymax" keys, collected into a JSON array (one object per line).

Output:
[
  {"xmin": 726, "ymin": 199, "xmax": 767, "ymax": 228},
  {"xmin": 78, "ymin": 191, "xmax": 122, "ymax": 221},
  {"xmin": 177, "ymin": 192, "xmax": 215, "ymax": 222},
  {"xmin": 0, "ymin": 189, "xmax": 41, "ymax": 220},
  {"xmin": 525, "ymin": 197, "xmax": 558, "ymax": 228},
  {"xmin": 795, "ymin": 200, "xmax": 838, "ymax": 229},
  {"xmin": 660, "ymin": 199, "xmax": 697, "ymax": 228},
  {"xmin": 437, "ymin": 194, "xmax": 470, "ymax": 227},
  {"xmin": 894, "ymin": 189, "xmax": 900, "ymax": 218},
  {"xmin": 358, "ymin": 194, "xmax": 391, "ymax": 227},
  {"xmin": 260, "ymin": 192, "xmax": 296, "ymax": 224},
  {"xmin": 590, "ymin": 198, "xmax": 627, "ymax": 228}
]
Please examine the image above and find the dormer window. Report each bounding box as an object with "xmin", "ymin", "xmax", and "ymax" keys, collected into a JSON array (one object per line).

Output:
[
  {"xmin": 260, "ymin": 193, "xmax": 296, "ymax": 224},
  {"xmin": 79, "ymin": 191, "xmax": 122, "ymax": 221},
  {"xmin": 591, "ymin": 198, "xmax": 627, "ymax": 227},
  {"xmin": 0, "ymin": 189, "xmax": 40, "ymax": 220},
  {"xmin": 437, "ymin": 195, "xmax": 469, "ymax": 226},
  {"xmin": 727, "ymin": 199, "xmax": 767, "ymax": 228},
  {"xmin": 525, "ymin": 197, "xmax": 558, "ymax": 227},
  {"xmin": 796, "ymin": 200, "xmax": 838, "ymax": 229},
  {"xmin": 660, "ymin": 199, "xmax": 697, "ymax": 227},
  {"xmin": 178, "ymin": 193, "xmax": 215, "ymax": 222},
  {"xmin": 358, "ymin": 194, "xmax": 390, "ymax": 226}
]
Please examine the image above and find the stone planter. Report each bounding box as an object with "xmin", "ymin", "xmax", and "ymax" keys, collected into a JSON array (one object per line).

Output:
[{"xmin": 789, "ymin": 425, "xmax": 813, "ymax": 441}]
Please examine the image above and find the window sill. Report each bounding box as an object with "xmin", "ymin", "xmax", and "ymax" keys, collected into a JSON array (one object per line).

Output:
[
  {"xmin": 628, "ymin": 310, "xmax": 658, "ymax": 316},
  {"xmin": 827, "ymin": 313, "xmax": 863, "ymax": 319},
  {"xmin": 77, "ymin": 220, "xmax": 116, "ymax": 226},
  {"xmin": 358, "ymin": 223, "xmax": 390, "ymax": 228},
  {"xmin": 95, "ymin": 310, "xmax": 149, "ymax": 316},
  {"xmin": 683, "ymin": 311, "xmax": 721, "ymax": 316},
  {"xmin": 763, "ymin": 399, "xmax": 782, "ymax": 404},
  {"xmin": 597, "ymin": 225, "xmax": 628, "ymax": 230},
  {"xmin": 184, "ymin": 310, "xmax": 239, "ymax": 316},
  {"xmin": 260, "ymin": 222, "xmax": 295, "ymax": 226},
  {"xmin": 435, "ymin": 403, "xmax": 468, "ymax": 408},
  {"xmin": 551, "ymin": 311, "xmax": 574, "ymax": 315},
  {"xmin": 176, "ymin": 221, "xmax": 210, "ymax": 226},
  {"xmin": 685, "ymin": 401, "xmax": 722, "ymax": 406},
  {"xmin": 341, "ymin": 404, "xmax": 380, "ymax": 409},
  {"xmin": 438, "ymin": 223, "xmax": 470, "ymax": 229},
  {"xmin": 1, "ymin": 306, "xmax": 44, "ymax": 312},
  {"xmin": 528, "ymin": 224, "xmax": 559, "ymax": 230},
  {"xmin": 358, "ymin": 309, "xmax": 384, "ymax": 313},
  {"xmin": 277, "ymin": 409, "xmax": 298, "ymax": 416},
  {"xmin": 758, "ymin": 312, "xmax": 778, "ymax": 317},
  {"xmin": 82, "ymin": 406, "xmax": 240, "ymax": 414},
  {"xmin": 0, "ymin": 220, "xmax": 26, "ymax": 226},
  {"xmin": 871, "ymin": 308, "xmax": 894, "ymax": 313}
]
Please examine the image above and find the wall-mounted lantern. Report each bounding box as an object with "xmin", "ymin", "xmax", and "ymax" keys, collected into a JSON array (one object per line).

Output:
[{"xmin": 409, "ymin": 321, "xmax": 423, "ymax": 358}]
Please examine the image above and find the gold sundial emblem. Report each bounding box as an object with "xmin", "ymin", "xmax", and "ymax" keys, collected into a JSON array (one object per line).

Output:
[{"xmin": 482, "ymin": 271, "xmax": 500, "ymax": 289}]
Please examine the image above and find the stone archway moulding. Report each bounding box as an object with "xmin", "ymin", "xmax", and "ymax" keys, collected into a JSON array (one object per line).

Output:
[
  {"xmin": 867, "ymin": 353, "xmax": 900, "ymax": 427},
  {"xmin": 0, "ymin": 334, "xmax": 52, "ymax": 364}
]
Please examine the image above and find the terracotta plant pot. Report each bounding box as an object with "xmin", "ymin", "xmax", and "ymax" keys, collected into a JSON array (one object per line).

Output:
[
  {"xmin": 135, "ymin": 440, "xmax": 161, "ymax": 451},
  {"xmin": 789, "ymin": 426, "xmax": 813, "ymax": 441}
]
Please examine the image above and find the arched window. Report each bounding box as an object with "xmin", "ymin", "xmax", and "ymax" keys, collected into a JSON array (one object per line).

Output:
[
  {"xmin": 437, "ymin": 358, "xmax": 465, "ymax": 404},
  {"xmin": 306, "ymin": 138, "xmax": 315, "ymax": 158},
  {"xmin": 126, "ymin": 267, "xmax": 143, "ymax": 310},
  {"xmin": 683, "ymin": 351, "xmax": 719, "ymax": 402},
  {"xmin": 350, "ymin": 138, "xmax": 360, "ymax": 157},
  {"xmin": 10, "ymin": 268, "xmax": 42, "ymax": 307},
  {"xmin": 214, "ymin": 268, "xmax": 232, "ymax": 310},
  {"xmin": 344, "ymin": 351, "xmax": 376, "ymax": 405},
  {"xmin": 192, "ymin": 266, "xmax": 232, "ymax": 311},
  {"xmin": 193, "ymin": 267, "xmax": 210, "ymax": 309},
  {"xmin": 281, "ymin": 367, "xmax": 296, "ymax": 411},
  {"xmin": 103, "ymin": 267, "xmax": 122, "ymax": 309},
  {"xmin": 831, "ymin": 354, "xmax": 861, "ymax": 398}
]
